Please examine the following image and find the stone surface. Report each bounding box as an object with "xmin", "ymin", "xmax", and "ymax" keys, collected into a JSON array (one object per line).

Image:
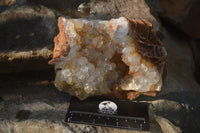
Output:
[
  {"xmin": 49, "ymin": 17, "xmax": 166, "ymax": 100},
  {"xmin": 0, "ymin": 120, "xmax": 72, "ymax": 133},
  {"xmin": 147, "ymin": 0, "xmax": 200, "ymax": 39},
  {"xmin": 155, "ymin": 116, "xmax": 181, "ymax": 133},
  {"xmin": 89, "ymin": 0, "xmax": 161, "ymax": 33},
  {"xmin": 0, "ymin": 0, "xmax": 16, "ymax": 6},
  {"xmin": 0, "ymin": 48, "xmax": 53, "ymax": 73},
  {"xmin": 0, "ymin": 5, "xmax": 58, "ymax": 73},
  {"xmin": 28, "ymin": 0, "xmax": 90, "ymax": 18}
]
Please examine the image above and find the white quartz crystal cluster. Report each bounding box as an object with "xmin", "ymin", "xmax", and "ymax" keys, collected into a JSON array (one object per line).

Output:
[{"xmin": 51, "ymin": 17, "xmax": 166, "ymax": 100}]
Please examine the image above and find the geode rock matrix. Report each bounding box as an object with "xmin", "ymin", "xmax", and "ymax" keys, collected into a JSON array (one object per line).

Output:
[{"xmin": 49, "ymin": 17, "xmax": 167, "ymax": 100}]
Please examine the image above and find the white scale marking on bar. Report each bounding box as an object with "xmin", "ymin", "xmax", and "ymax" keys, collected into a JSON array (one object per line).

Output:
[
  {"xmin": 69, "ymin": 111, "xmax": 146, "ymax": 130},
  {"xmin": 70, "ymin": 111, "xmax": 145, "ymax": 121},
  {"xmin": 67, "ymin": 118, "xmax": 70, "ymax": 122}
]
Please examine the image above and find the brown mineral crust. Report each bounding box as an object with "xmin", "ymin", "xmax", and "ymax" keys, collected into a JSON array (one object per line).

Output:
[
  {"xmin": 127, "ymin": 18, "xmax": 166, "ymax": 74},
  {"xmin": 48, "ymin": 17, "xmax": 70, "ymax": 65},
  {"xmin": 103, "ymin": 90, "xmax": 140, "ymax": 100},
  {"xmin": 105, "ymin": 90, "xmax": 157, "ymax": 100},
  {"xmin": 142, "ymin": 91, "xmax": 157, "ymax": 96},
  {"xmin": 127, "ymin": 91, "xmax": 141, "ymax": 100}
]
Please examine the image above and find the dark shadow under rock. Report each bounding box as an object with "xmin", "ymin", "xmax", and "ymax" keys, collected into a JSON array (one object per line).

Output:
[
  {"xmin": 191, "ymin": 40, "xmax": 200, "ymax": 85},
  {"xmin": 16, "ymin": 110, "xmax": 32, "ymax": 120},
  {"xmin": 0, "ymin": 5, "xmax": 58, "ymax": 73},
  {"xmin": 0, "ymin": 17, "xmax": 55, "ymax": 51},
  {"xmin": 0, "ymin": 5, "xmax": 58, "ymax": 51}
]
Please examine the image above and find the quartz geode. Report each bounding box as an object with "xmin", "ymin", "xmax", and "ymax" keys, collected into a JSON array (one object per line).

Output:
[{"xmin": 49, "ymin": 17, "xmax": 167, "ymax": 100}]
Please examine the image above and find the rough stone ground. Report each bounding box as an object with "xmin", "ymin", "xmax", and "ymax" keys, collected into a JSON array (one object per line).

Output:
[
  {"xmin": 0, "ymin": 0, "xmax": 200, "ymax": 133},
  {"xmin": 0, "ymin": 71, "xmax": 176, "ymax": 133}
]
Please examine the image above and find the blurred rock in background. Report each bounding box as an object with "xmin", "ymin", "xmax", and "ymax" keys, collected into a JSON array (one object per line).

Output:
[
  {"xmin": 0, "ymin": 4, "xmax": 57, "ymax": 73},
  {"xmin": 147, "ymin": 0, "xmax": 200, "ymax": 39},
  {"xmin": 0, "ymin": 0, "xmax": 16, "ymax": 6},
  {"xmin": 146, "ymin": 0, "xmax": 200, "ymax": 84}
]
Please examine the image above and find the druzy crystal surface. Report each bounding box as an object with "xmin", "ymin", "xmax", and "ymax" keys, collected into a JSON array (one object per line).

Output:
[{"xmin": 49, "ymin": 17, "xmax": 167, "ymax": 100}]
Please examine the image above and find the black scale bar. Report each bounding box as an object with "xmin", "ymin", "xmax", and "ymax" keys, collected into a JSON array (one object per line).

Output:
[{"xmin": 65, "ymin": 96, "xmax": 149, "ymax": 131}]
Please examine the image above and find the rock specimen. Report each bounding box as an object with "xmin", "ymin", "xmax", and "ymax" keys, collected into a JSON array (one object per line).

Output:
[{"xmin": 49, "ymin": 17, "xmax": 167, "ymax": 100}]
